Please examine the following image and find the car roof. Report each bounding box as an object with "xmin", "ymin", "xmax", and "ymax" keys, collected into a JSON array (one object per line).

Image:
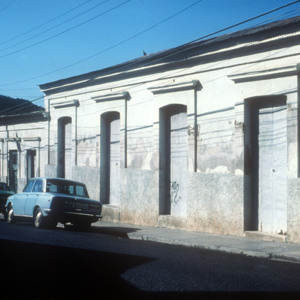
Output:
[{"xmin": 29, "ymin": 177, "xmax": 86, "ymax": 185}]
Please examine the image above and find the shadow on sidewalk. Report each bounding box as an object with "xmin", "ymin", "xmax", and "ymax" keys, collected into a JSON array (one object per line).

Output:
[
  {"xmin": 60, "ymin": 223, "xmax": 141, "ymax": 238},
  {"xmin": 91, "ymin": 225, "xmax": 141, "ymax": 238}
]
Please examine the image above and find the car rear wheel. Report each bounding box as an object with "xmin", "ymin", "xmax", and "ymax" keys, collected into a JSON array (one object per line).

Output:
[
  {"xmin": 33, "ymin": 207, "xmax": 46, "ymax": 229},
  {"xmin": 6, "ymin": 207, "xmax": 14, "ymax": 224}
]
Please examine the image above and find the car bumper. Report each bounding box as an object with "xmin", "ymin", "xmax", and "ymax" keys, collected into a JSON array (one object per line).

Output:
[{"xmin": 44, "ymin": 208, "xmax": 102, "ymax": 223}]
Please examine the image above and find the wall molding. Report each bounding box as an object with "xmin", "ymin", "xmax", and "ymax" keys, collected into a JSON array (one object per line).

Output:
[
  {"xmin": 228, "ymin": 64, "xmax": 300, "ymax": 83},
  {"xmin": 149, "ymin": 80, "xmax": 201, "ymax": 94}
]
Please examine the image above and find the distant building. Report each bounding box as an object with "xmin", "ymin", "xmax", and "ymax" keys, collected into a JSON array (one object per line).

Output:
[{"xmin": 0, "ymin": 95, "xmax": 48, "ymax": 192}]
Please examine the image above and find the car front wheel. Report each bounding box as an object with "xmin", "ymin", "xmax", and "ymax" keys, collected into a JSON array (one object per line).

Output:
[{"xmin": 33, "ymin": 207, "xmax": 46, "ymax": 229}]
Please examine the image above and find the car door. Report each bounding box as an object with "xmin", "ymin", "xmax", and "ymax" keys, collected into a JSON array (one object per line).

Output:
[
  {"xmin": 24, "ymin": 179, "xmax": 43, "ymax": 216},
  {"xmin": 13, "ymin": 179, "xmax": 35, "ymax": 216}
]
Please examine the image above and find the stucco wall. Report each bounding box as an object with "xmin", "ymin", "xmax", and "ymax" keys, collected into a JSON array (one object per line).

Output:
[
  {"xmin": 120, "ymin": 168, "xmax": 159, "ymax": 226},
  {"xmin": 72, "ymin": 165, "xmax": 100, "ymax": 201},
  {"xmin": 188, "ymin": 172, "xmax": 244, "ymax": 236},
  {"xmin": 287, "ymin": 179, "xmax": 300, "ymax": 242}
]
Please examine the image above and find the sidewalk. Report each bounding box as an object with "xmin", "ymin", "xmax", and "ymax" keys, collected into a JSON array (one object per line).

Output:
[{"xmin": 94, "ymin": 221, "xmax": 300, "ymax": 263}]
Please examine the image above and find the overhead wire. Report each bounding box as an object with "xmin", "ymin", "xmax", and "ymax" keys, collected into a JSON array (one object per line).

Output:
[
  {"xmin": 186, "ymin": 0, "xmax": 300, "ymax": 45},
  {"xmin": 0, "ymin": 0, "xmax": 130, "ymax": 60},
  {"xmin": 0, "ymin": 0, "xmax": 92, "ymax": 47},
  {"xmin": 1, "ymin": 9, "xmax": 299, "ymax": 121},
  {"xmin": 0, "ymin": 0, "xmax": 14, "ymax": 14},
  {"xmin": 1, "ymin": 0, "xmax": 300, "ymax": 116},
  {"xmin": 2, "ymin": 0, "xmax": 300, "ymax": 93},
  {"xmin": 0, "ymin": 0, "xmax": 204, "ymax": 87},
  {"xmin": 0, "ymin": 0, "xmax": 111, "ymax": 54}
]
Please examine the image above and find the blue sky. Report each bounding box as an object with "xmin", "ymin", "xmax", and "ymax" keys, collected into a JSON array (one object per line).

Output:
[{"xmin": 0, "ymin": 0, "xmax": 299, "ymax": 107}]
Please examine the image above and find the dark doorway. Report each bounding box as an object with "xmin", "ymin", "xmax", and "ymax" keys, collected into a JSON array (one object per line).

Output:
[
  {"xmin": 100, "ymin": 112, "xmax": 120, "ymax": 205},
  {"xmin": 57, "ymin": 117, "xmax": 72, "ymax": 178},
  {"xmin": 9, "ymin": 150, "xmax": 18, "ymax": 192},
  {"xmin": 245, "ymin": 96, "xmax": 287, "ymax": 234},
  {"xmin": 27, "ymin": 150, "xmax": 36, "ymax": 180},
  {"xmin": 159, "ymin": 104, "xmax": 188, "ymax": 216}
]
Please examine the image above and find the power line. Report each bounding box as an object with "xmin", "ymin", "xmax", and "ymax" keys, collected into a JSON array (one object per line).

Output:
[
  {"xmin": 0, "ymin": 0, "xmax": 204, "ymax": 87},
  {"xmin": 186, "ymin": 0, "xmax": 300, "ymax": 44},
  {"xmin": 1, "ymin": 0, "xmax": 299, "ymax": 115},
  {"xmin": 0, "ymin": 0, "xmax": 14, "ymax": 14},
  {"xmin": 0, "ymin": 0, "xmax": 92, "ymax": 47},
  {"xmin": 4, "ymin": 0, "xmax": 300, "ymax": 91},
  {"xmin": 0, "ymin": 0, "xmax": 130, "ymax": 60},
  {"xmin": 0, "ymin": 0, "xmax": 110, "ymax": 54}
]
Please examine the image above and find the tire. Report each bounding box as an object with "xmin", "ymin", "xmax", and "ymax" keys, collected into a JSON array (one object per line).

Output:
[
  {"xmin": 33, "ymin": 207, "xmax": 46, "ymax": 229},
  {"xmin": 6, "ymin": 207, "xmax": 14, "ymax": 224},
  {"xmin": 73, "ymin": 221, "xmax": 91, "ymax": 231}
]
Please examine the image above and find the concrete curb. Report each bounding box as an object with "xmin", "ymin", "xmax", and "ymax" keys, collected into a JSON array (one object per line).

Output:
[
  {"xmin": 127, "ymin": 231, "xmax": 271, "ymax": 259},
  {"xmin": 95, "ymin": 221, "xmax": 300, "ymax": 264}
]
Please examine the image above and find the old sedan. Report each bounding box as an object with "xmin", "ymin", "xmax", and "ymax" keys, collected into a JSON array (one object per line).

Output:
[{"xmin": 5, "ymin": 177, "xmax": 102, "ymax": 229}]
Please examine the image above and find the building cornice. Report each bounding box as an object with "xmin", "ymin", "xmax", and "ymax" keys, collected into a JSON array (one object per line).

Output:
[
  {"xmin": 51, "ymin": 99, "xmax": 79, "ymax": 109},
  {"xmin": 149, "ymin": 80, "xmax": 201, "ymax": 94},
  {"xmin": 92, "ymin": 91, "xmax": 130, "ymax": 103},
  {"xmin": 228, "ymin": 64, "xmax": 300, "ymax": 83}
]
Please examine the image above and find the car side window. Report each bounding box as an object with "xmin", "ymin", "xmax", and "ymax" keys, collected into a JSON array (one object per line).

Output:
[
  {"xmin": 33, "ymin": 180, "xmax": 43, "ymax": 193},
  {"xmin": 23, "ymin": 180, "xmax": 35, "ymax": 193}
]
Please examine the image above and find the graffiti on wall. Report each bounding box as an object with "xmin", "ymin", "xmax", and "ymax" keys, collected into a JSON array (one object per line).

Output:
[{"xmin": 170, "ymin": 181, "xmax": 181, "ymax": 204}]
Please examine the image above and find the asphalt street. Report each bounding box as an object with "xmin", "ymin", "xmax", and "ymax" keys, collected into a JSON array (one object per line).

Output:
[{"xmin": 1, "ymin": 218, "xmax": 300, "ymax": 300}]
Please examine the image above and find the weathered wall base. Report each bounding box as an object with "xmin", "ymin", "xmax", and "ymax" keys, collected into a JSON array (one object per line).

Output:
[
  {"xmin": 287, "ymin": 179, "xmax": 300, "ymax": 243},
  {"xmin": 187, "ymin": 172, "xmax": 244, "ymax": 236},
  {"xmin": 158, "ymin": 215, "xmax": 187, "ymax": 230},
  {"xmin": 101, "ymin": 205, "xmax": 120, "ymax": 222},
  {"xmin": 120, "ymin": 169, "xmax": 159, "ymax": 226}
]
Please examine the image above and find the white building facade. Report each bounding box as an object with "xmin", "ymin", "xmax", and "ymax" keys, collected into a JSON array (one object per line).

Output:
[{"xmin": 31, "ymin": 16, "xmax": 300, "ymax": 242}]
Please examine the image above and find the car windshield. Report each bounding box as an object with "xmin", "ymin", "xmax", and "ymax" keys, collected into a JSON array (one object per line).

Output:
[{"xmin": 46, "ymin": 179, "xmax": 89, "ymax": 198}]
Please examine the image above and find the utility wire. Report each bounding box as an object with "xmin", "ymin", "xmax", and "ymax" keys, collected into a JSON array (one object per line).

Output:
[
  {"xmin": 0, "ymin": 0, "xmax": 204, "ymax": 87},
  {"xmin": 1, "ymin": 0, "xmax": 299, "ymax": 114},
  {"xmin": 0, "ymin": 0, "xmax": 110, "ymax": 53},
  {"xmin": 0, "ymin": 0, "xmax": 14, "ymax": 14},
  {"xmin": 0, "ymin": 0, "xmax": 130, "ymax": 60},
  {"xmin": 3, "ymin": 0, "xmax": 300, "ymax": 90},
  {"xmin": 185, "ymin": 0, "xmax": 300, "ymax": 45},
  {"xmin": 0, "ymin": 0, "xmax": 92, "ymax": 47}
]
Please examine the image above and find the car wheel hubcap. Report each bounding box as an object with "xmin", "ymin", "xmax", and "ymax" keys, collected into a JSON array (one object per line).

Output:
[
  {"xmin": 8, "ymin": 209, "xmax": 13, "ymax": 222},
  {"xmin": 35, "ymin": 211, "xmax": 42, "ymax": 227}
]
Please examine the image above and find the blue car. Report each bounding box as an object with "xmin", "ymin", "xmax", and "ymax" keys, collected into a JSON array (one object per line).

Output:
[{"xmin": 5, "ymin": 177, "xmax": 102, "ymax": 229}]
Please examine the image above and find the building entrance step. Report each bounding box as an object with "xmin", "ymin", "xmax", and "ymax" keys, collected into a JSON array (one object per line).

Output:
[{"xmin": 245, "ymin": 231, "xmax": 287, "ymax": 243}]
